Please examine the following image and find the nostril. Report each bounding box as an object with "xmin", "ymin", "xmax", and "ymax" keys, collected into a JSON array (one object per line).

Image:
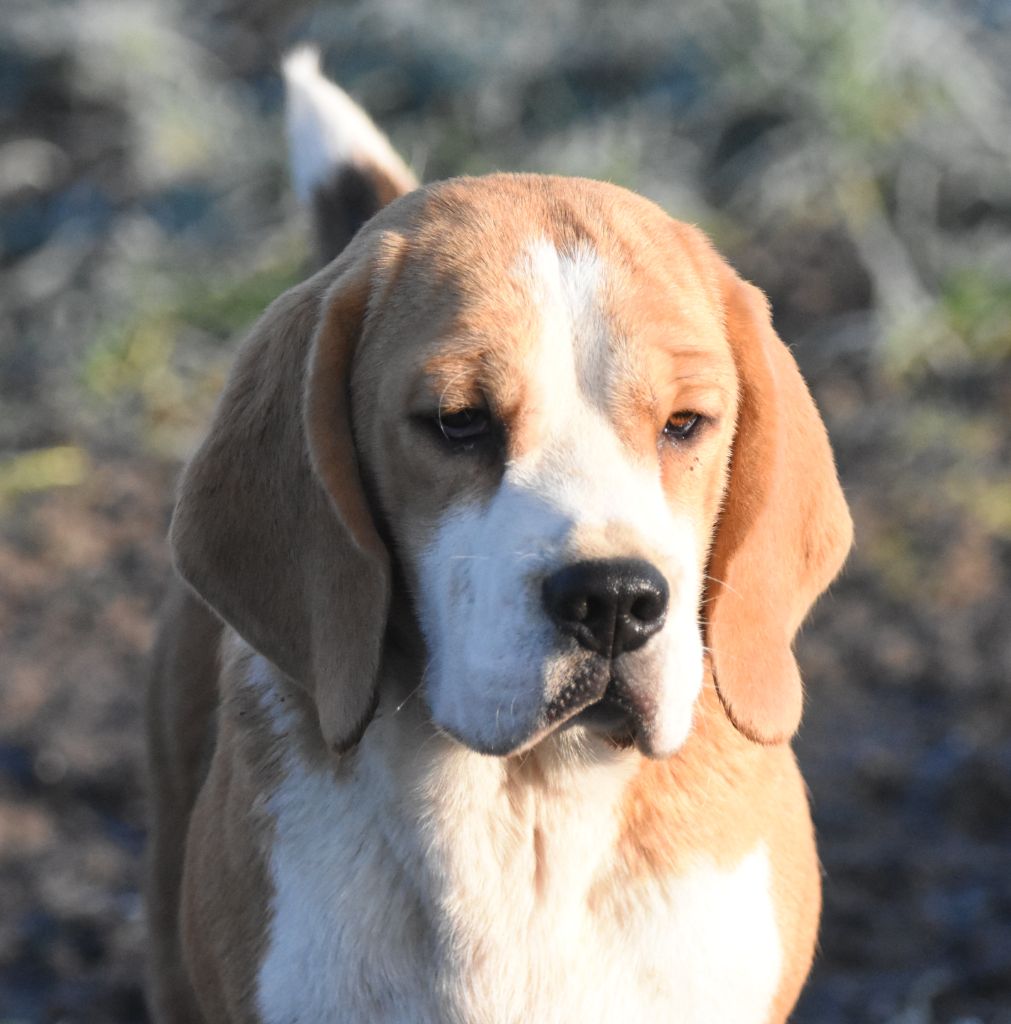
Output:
[
  {"xmin": 583, "ymin": 595, "xmax": 609, "ymax": 625},
  {"xmin": 630, "ymin": 593, "xmax": 663, "ymax": 623}
]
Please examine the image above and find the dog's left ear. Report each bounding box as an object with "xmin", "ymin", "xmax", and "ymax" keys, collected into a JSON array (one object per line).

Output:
[
  {"xmin": 170, "ymin": 225, "xmax": 402, "ymax": 752},
  {"xmin": 705, "ymin": 264, "xmax": 853, "ymax": 745}
]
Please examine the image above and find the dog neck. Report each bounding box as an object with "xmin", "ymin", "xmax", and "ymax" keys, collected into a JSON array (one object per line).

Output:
[{"xmin": 227, "ymin": 627, "xmax": 644, "ymax": 852}]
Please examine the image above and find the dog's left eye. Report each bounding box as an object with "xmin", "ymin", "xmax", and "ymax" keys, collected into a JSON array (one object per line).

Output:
[
  {"xmin": 663, "ymin": 411, "xmax": 702, "ymax": 442},
  {"xmin": 437, "ymin": 408, "xmax": 491, "ymax": 442}
]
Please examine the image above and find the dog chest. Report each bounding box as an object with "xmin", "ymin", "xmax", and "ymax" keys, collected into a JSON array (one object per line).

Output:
[{"xmin": 253, "ymin": 731, "xmax": 783, "ymax": 1024}]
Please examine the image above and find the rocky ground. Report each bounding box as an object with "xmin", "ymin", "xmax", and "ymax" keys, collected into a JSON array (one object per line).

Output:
[{"xmin": 1, "ymin": 1, "xmax": 1009, "ymax": 1021}]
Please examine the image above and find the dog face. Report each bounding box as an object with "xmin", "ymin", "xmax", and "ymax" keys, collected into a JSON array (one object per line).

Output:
[
  {"xmin": 353, "ymin": 185, "xmax": 738, "ymax": 757},
  {"xmin": 171, "ymin": 175, "xmax": 852, "ymax": 758}
]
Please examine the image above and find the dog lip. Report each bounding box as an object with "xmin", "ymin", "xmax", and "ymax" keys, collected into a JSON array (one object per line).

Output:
[
  {"xmin": 542, "ymin": 665, "xmax": 610, "ymax": 727},
  {"xmin": 431, "ymin": 671, "xmax": 646, "ymax": 759},
  {"xmin": 570, "ymin": 677, "xmax": 638, "ymax": 745}
]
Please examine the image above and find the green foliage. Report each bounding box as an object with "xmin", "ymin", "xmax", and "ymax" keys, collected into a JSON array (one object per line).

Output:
[
  {"xmin": 0, "ymin": 446, "xmax": 88, "ymax": 503},
  {"xmin": 940, "ymin": 270, "xmax": 1011, "ymax": 362},
  {"xmin": 180, "ymin": 258, "xmax": 306, "ymax": 337},
  {"xmin": 878, "ymin": 269, "xmax": 1011, "ymax": 377},
  {"xmin": 80, "ymin": 252, "xmax": 303, "ymax": 456}
]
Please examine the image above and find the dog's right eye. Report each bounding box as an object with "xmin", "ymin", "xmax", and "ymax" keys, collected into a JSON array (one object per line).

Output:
[
  {"xmin": 437, "ymin": 408, "xmax": 489, "ymax": 441},
  {"xmin": 420, "ymin": 407, "xmax": 499, "ymax": 452}
]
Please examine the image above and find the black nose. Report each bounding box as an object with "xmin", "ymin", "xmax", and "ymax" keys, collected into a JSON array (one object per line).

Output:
[{"xmin": 542, "ymin": 558, "xmax": 669, "ymax": 657}]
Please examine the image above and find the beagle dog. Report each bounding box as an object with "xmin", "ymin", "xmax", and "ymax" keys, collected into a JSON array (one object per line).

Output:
[{"xmin": 145, "ymin": 49, "xmax": 852, "ymax": 1024}]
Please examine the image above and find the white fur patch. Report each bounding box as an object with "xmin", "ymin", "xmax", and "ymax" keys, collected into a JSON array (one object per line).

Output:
[
  {"xmin": 418, "ymin": 238, "xmax": 704, "ymax": 758},
  {"xmin": 252, "ymin": 661, "xmax": 782, "ymax": 1024},
  {"xmin": 282, "ymin": 46, "xmax": 416, "ymax": 203}
]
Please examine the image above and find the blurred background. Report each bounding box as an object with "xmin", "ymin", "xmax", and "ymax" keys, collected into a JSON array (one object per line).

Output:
[{"xmin": 1, "ymin": 0, "xmax": 1009, "ymax": 1020}]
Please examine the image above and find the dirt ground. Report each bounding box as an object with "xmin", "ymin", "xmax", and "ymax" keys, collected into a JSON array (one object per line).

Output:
[{"xmin": 2, "ymin": 1, "xmax": 1010, "ymax": 1021}]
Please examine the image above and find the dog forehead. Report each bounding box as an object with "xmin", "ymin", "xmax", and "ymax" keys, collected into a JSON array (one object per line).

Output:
[
  {"xmin": 399, "ymin": 174, "xmax": 720, "ymax": 302},
  {"xmin": 367, "ymin": 176, "xmax": 729, "ymax": 396}
]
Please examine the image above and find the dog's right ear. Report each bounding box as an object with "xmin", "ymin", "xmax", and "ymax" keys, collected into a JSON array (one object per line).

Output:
[{"xmin": 170, "ymin": 225, "xmax": 405, "ymax": 752}]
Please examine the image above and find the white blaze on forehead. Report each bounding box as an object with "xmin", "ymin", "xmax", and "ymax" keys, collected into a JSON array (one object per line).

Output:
[
  {"xmin": 510, "ymin": 237, "xmax": 667, "ymax": 532},
  {"xmin": 518, "ymin": 237, "xmax": 610, "ymax": 435}
]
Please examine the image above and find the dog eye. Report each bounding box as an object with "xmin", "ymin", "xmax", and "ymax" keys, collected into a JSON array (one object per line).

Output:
[
  {"xmin": 437, "ymin": 408, "xmax": 490, "ymax": 443},
  {"xmin": 662, "ymin": 412, "xmax": 701, "ymax": 443}
]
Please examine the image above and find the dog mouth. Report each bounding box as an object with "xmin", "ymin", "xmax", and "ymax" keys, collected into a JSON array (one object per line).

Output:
[
  {"xmin": 544, "ymin": 668, "xmax": 643, "ymax": 750},
  {"xmin": 571, "ymin": 685, "xmax": 636, "ymax": 746},
  {"xmin": 431, "ymin": 663, "xmax": 655, "ymax": 759}
]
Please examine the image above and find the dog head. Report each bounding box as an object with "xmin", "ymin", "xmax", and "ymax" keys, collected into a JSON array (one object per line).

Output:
[{"xmin": 170, "ymin": 174, "xmax": 851, "ymax": 758}]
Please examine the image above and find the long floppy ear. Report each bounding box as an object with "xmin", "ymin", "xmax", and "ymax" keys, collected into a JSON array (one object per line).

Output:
[
  {"xmin": 706, "ymin": 265, "xmax": 853, "ymax": 745},
  {"xmin": 170, "ymin": 228, "xmax": 399, "ymax": 752}
]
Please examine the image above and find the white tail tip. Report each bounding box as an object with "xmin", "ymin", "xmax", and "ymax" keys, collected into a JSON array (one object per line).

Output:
[{"xmin": 282, "ymin": 45, "xmax": 417, "ymax": 205}]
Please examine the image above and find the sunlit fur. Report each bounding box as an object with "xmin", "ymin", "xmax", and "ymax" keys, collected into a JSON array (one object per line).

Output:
[{"xmin": 145, "ymin": 55, "xmax": 852, "ymax": 1024}]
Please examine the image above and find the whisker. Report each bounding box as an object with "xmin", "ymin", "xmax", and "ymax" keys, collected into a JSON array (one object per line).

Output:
[
  {"xmin": 394, "ymin": 682, "xmax": 424, "ymax": 714},
  {"xmin": 701, "ymin": 644, "xmax": 743, "ymax": 664},
  {"xmin": 446, "ymin": 550, "xmax": 546, "ymax": 562},
  {"xmin": 702, "ymin": 573, "xmax": 740, "ymax": 597}
]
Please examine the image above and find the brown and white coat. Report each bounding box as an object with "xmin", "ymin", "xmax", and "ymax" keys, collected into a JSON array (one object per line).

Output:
[{"xmin": 145, "ymin": 48, "xmax": 852, "ymax": 1024}]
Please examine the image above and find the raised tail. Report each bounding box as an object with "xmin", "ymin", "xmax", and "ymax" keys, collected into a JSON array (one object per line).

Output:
[{"xmin": 282, "ymin": 46, "xmax": 418, "ymax": 266}]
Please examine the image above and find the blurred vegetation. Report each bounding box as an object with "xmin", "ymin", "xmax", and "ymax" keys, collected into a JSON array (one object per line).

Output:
[
  {"xmin": 3, "ymin": 0, "xmax": 1010, "ymax": 448},
  {"xmin": 1, "ymin": 0, "xmax": 1009, "ymax": 1022},
  {"xmin": 0, "ymin": 446, "xmax": 88, "ymax": 503}
]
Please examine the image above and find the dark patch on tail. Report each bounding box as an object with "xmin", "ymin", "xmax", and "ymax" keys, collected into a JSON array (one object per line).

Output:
[{"xmin": 311, "ymin": 163, "xmax": 406, "ymax": 267}]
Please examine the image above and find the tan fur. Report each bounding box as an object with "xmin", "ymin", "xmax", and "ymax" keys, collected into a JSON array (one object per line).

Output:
[
  {"xmin": 147, "ymin": 172, "xmax": 851, "ymax": 1023},
  {"xmin": 616, "ymin": 679, "xmax": 821, "ymax": 1020},
  {"xmin": 178, "ymin": 639, "xmax": 313, "ymax": 1022},
  {"xmin": 146, "ymin": 579, "xmax": 221, "ymax": 1024},
  {"xmin": 706, "ymin": 263, "xmax": 853, "ymax": 744}
]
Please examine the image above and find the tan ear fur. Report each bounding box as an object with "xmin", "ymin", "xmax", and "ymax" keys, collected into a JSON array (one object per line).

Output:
[
  {"xmin": 706, "ymin": 266, "xmax": 853, "ymax": 745},
  {"xmin": 170, "ymin": 228, "xmax": 397, "ymax": 752}
]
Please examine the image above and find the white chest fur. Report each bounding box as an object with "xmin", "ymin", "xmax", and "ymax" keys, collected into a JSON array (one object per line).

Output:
[{"xmin": 251, "ymin": 672, "xmax": 782, "ymax": 1024}]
